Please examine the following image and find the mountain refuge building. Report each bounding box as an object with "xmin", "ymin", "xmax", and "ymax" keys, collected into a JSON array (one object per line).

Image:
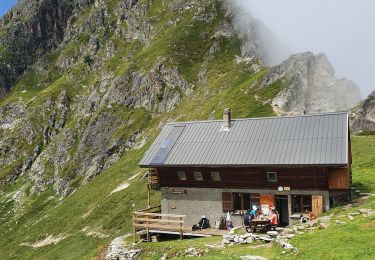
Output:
[{"xmin": 139, "ymin": 110, "xmax": 351, "ymax": 227}]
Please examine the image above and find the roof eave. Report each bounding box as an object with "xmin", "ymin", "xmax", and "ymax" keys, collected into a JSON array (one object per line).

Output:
[{"xmin": 139, "ymin": 163, "xmax": 348, "ymax": 168}]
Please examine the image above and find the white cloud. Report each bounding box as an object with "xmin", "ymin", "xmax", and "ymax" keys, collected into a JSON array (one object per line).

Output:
[{"xmin": 234, "ymin": 0, "xmax": 375, "ymax": 97}]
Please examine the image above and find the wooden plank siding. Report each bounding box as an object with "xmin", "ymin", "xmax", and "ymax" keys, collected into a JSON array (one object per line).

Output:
[
  {"xmin": 156, "ymin": 167, "xmax": 331, "ymax": 190},
  {"xmin": 327, "ymin": 167, "xmax": 350, "ymax": 189}
]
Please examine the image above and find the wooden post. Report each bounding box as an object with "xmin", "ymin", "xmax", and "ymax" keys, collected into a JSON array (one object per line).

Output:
[
  {"xmin": 179, "ymin": 217, "xmax": 183, "ymax": 240},
  {"xmin": 147, "ymin": 188, "xmax": 151, "ymax": 209},
  {"xmin": 287, "ymin": 194, "xmax": 292, "ymax": 225},
  {"xmin": 133, "ymin": 213, "xmax": 136, "ymax": 243},
  {"xmin": 146, "ymin": 218, "xmax": 150, "ymax": 242},
  {"xmin": 147, "ymin": 171, "xmax": 151, "ymax": 209}
]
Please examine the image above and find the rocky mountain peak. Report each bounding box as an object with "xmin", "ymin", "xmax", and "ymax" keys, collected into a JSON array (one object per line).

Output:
[
  {"xmin": 350, "ymin": 90, "xmax": 375, "ymax": 133},
  {"xmin": 264, "ymin": 51, "xmax": 361, "ymax": 115}
]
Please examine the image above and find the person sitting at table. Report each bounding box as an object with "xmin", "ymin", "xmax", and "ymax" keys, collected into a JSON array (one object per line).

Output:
[
  {"xmin": 243, "ymin": 210, "xmax": 251, "ymax": 226},
  {"xmin": 250, "ymin": 206, "xmax": 257, "ymax": 222},
  {"xmin": 266, "ymin": 209, "xmax": 279, "ymax": 230},
  {"xmin": 256, "ymin": 207, "xmax": 262, "ymax": 218}
]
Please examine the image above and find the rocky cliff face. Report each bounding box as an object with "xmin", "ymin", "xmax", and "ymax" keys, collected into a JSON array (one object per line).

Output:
[
  {"xmin": 350, "ymin": 91, "xmax": 375, "ymax": 133},
  {"xmin": 0, "ymin": 0, "xmax": 73, "ymax": 98},
  {"xmin": 262, "ymin": 52, "xmax": 361, "ymax": 115},
  {"xmin": 0, "ymin": 0, "xmax": 237, "ymax": 195}
]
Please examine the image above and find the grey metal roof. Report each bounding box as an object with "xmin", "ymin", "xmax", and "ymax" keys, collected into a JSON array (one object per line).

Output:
[{"xmin": 139, "ymin": 112, "xmax": 349, "ymax": 167}]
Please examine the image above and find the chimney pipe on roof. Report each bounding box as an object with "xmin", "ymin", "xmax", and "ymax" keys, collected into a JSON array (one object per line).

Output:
[{"xmin": 223, "ymin": 108, "xmax": 231, "ymax": 128}]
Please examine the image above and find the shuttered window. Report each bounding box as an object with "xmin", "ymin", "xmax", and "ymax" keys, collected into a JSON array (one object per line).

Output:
[
  {"xmin": 233, "ymin": 193, "xmax": 251, "ymax": 210},
  {"xmin": 222, "ymin": 192, "xmax": 233, "ymax": 212}
]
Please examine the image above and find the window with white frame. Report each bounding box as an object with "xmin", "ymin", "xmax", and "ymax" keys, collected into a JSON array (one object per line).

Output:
[
  {"xmin": 193, "ymin": 171, "xmax": 204, "ymax": 181},
  {"xmin": 177, "ymin": 171, "xmax": 187, "ymax": 181},
  {"xmin": 211, "ymin": 171, "xmax": 221, "ymax": 181}
]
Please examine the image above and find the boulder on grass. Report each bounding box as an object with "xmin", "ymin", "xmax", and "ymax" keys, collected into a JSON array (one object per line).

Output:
[{"xmin": 319, "ymin": 223, "xmax": 330, "ymax": 229}]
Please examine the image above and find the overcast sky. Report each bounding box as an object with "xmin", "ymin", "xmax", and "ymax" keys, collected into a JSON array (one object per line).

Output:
[{"xmin": 235, "ymin": 0, "xmax": 375, "ymax": 98}]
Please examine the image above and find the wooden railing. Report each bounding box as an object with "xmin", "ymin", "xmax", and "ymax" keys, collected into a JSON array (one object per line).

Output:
[
  {"xmin": 133, "ymin": 210, "xmax": 185, "ymax": 241},
  {"xmin": 135, "ymin": 205, "xmax": 161, "ymax": 214}
]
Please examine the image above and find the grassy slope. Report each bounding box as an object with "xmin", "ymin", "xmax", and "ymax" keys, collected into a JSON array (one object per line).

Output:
[
  {"xmin": 0, "ymin": 77, "xmax": 278, "ymax": 259},
  {"xmin": 0, "ymin": 2, "xmax": 279, "ymax": 257}
]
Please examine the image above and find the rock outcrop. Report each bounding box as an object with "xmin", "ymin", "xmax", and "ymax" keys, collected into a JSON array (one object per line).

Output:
[
  {"xmin": 262, "ymin": 52, "xmax": 361, "ymax": 115},
  {"xmin": 106, "ymin": 236, "xmax": 141, "ymax": 260},
  {"xmin": 0, "ymin": 0, "xmax": 74, "ymax": 98},
  {"xmin": 350, "ymin": 91, "xmax": 375, "ymax": 133}
]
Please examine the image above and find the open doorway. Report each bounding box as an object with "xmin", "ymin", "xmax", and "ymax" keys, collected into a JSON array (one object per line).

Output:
[
  {"xmin": 275, "ymin": 195, "xmax": 289, "ymax": 226},
  {"xmin": 291, "ymin": 195, "xmax": 312, "ymax": 214}
]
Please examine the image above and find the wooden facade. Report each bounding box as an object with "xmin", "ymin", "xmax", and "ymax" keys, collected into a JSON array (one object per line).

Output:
[
  {"xmin": 156, "ymin": 166, "xmax": 349, "ymax": 190},
  {"xmin": 327, "ymin": 168, "xmax": 350, "ymax": 189}
]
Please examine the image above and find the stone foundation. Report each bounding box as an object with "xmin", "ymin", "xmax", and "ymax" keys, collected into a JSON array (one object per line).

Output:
[{"xmin": 160, "ymin": 187, "xmax": 329, "ymax": 227}]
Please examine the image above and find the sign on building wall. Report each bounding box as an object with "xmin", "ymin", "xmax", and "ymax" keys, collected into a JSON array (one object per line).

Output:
[
  {"xmin": 171, "ymin": 188, "xmax": 187, "ymax": 194},
  {"xmin": 260, "ymin": 194, "xmax": 274, "ymax": 215}
]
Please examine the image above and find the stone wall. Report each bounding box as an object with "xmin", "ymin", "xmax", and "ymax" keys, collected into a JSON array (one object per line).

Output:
[{"xmin": 161, "ymin": 187, "xmax": 330, "ymax": 227}]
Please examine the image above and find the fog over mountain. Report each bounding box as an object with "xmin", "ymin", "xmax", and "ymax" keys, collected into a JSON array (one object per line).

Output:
[{"xmin": 234, "ymin": 0, "xmax": 375, "ymax": 98}]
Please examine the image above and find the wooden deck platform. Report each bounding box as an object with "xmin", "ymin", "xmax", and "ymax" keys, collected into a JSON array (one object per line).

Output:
[{"xmin": 133, "ymin": 207, "xmax": 228, "ymax": 241}]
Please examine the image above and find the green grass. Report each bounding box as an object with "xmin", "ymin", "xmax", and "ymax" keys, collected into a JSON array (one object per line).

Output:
[
  {"xmin": 351, "ymin": 135, "xmax": 375, "ymax": 192},
  {"xmin": 0, "ymin": 145, "xmax": 157, "ymax": 259},
  {"xmin": 289, "ymin": 214, "xmax": 375, "ymax": 259},
  {"xmin": 136, "ymin": 236, "xmax": 281, "ymax": 259}
]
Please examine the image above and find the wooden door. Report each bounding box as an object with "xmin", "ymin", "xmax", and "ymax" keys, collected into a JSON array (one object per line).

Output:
[
  {"xmin": 222, "ymin": 192, "xmax": 233, "ymax": 212},
  {"xmin": 312, "ymin": 195, "xmax": 323, "ymax": 216}
]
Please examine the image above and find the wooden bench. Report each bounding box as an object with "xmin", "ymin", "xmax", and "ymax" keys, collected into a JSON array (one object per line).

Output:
[{"xmin": 245, "ymin": 220, "xmax": 278, "ymax": 233}]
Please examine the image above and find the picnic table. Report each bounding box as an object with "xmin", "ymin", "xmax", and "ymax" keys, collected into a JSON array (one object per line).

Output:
[{"xmin": 245, "ymin": 219, "xmax": 271, "ymax": 233}]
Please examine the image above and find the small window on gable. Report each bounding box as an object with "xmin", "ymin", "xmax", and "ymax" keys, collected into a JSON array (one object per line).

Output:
[
  {"xmin": 211, "ymin": 171, "xmax": 221, "ymax": 181},
  {"xmin": 193, "ymin": 171, "xmax": 204, "ymax": 181},
  {"xmin": 177, "ymin": 171, "xmax": 187, "ymax": 181},
  {"xmin": 267, "ymin": 172, "xmax": 278, "ymax": 182}
]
